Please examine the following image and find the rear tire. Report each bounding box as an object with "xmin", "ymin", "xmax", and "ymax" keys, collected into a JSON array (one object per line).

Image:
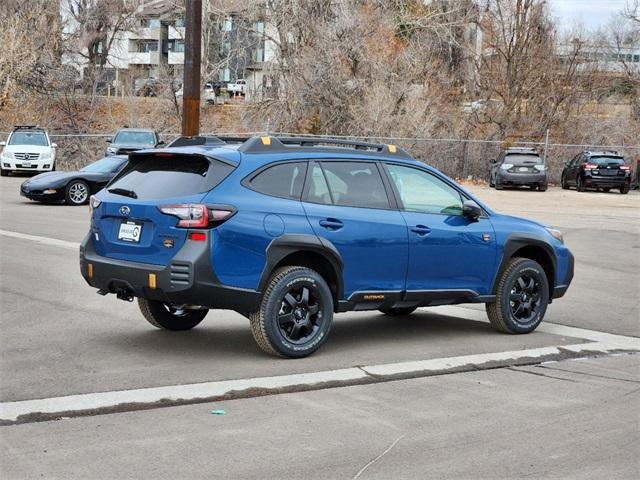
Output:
[
  {"xmin": 65, "ymin": 180, "xmax": 90, "ymax": 205},
  {"xmin": 249, "ymin": 266, "xmax": 334, "ymax": 358},
  {"xmin": 576, "ymin": 176, "xmax": 586, "ymax": 192},
  {"xmin": 485, "ymin": 258, "xmax": 549, "ymax": 334},
  {"xmin": 138, "ymin": 298, "xmax": 207, "ymax": 331},
  {"xmin": 0, "ymin": 168, "xmax": 8, "ymax": 177},
  {"xmin": 379, "ymin": 306, "xmax": 417, "ymax": 316},
  {"xmin": 621, "ymin": 185, "xmax": 629, "ymax": 194},
  {"xmin": 538, "ymin": 184, "xmax": 547, "ymax": 192}
]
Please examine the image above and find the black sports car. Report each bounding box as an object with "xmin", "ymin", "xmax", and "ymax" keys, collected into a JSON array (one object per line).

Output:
[{"xmin": 20, "ymin": 155, "xmax": 128, "ymax": 205}]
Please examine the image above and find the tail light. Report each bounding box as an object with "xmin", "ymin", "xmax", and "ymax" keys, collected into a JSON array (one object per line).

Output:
[
  {"xmin": 584, "ymin": 163, "xmax": 597, "ymax": 170},
  {"xmin": 620, "ymin": 165, "xmax": 630, "ymax": 171},
  {"xmin": 158, "ymin": 204, "xmax": 235, "ymax": 228},
  {"xmin": 89, "ymin": 195, "xmax": 101, "ymax": 219}
]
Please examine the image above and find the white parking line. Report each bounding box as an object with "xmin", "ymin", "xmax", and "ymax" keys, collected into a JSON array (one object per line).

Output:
[
  {"xmin": 0, "ymin": 229, "xmax": 79, "ymax": 250},
  {"xmin": 1, "ymin": 327, "xmax": 637, "ymax": 423}
]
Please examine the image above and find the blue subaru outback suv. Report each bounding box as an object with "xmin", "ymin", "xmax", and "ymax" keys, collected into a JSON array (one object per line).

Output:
[{"xmin": 80, "ymin": 135, "xmax": 574, "ymax": 358}]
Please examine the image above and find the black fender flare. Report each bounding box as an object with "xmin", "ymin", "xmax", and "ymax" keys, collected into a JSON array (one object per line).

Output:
[
  {"xmin": 492, "ymin": 233, "xmax": 557, "ymax": 295},
  {"xmin": 258, "ymin": 234, "xmax": 344, "ymax": 299}
]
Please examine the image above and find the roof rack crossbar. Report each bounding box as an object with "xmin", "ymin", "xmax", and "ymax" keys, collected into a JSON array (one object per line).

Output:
[{"xmin": 238, "ymin": 135, "xmax": 412, "ymax": 158}]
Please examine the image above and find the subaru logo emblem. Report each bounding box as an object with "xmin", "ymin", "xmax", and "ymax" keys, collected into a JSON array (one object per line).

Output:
[{"xmin": 119, "ymin": 205, "xmax": 130, "ymax": 216}]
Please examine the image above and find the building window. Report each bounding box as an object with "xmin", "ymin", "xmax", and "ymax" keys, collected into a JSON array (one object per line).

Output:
[
  {"xmin": 255, "ymin": 21, "xmax": 264, "ymax": 34},
  {"xmin": 175, "ymin": 16, "xmax": 184, "ymax": 27},
  {"xmin": 141, "ymin": 18, "xmax": 160, "ymax": 28},
  {"xmin": 223, "ymin": 17, "xmax": 233, "ymax": 32},
  {"xmin": 174, "ymin": 40, "xmax": 184, "ymax": 53},
  {"xmin": 221, "ymin": 68, "xmax": 231, "ymax": 82},
  {"xmin": 138, "ymin": 41, "xmax": 159, "ymax": 53}
]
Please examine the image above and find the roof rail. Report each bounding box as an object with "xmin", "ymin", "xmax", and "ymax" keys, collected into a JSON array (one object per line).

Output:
[
  {"xmin": 238, "ymin": 135, "xmax": 412, "ymax": 158},
  {"xmin": 13, "ymin": 124, "xmax": 42, "ymax": 130}
]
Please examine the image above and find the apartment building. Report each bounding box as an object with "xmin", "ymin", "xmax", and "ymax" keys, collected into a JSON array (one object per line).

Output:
[{"xmin": 64, "ymin": 0, "xmax": 272, "ymax": 97}]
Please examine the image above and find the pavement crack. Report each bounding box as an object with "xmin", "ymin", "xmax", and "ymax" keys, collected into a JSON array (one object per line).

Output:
[
  {"xmin": 352, "ymin": 433, "xmax": 406, "ymax": 480},
  {"xmin": 536, "ymin": 365, "xmax": 640, "ymax": 384},
  {"xmin": 506, "ymin": 366, "xmax": 580, "ymax": 383}
]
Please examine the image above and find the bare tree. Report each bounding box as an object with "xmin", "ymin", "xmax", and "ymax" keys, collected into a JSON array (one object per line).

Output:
[{"xmin": 63, "ymin": 0, "xmax": 141, "ymax": 94}]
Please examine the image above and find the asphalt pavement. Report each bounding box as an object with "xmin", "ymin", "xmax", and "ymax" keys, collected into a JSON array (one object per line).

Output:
[{"xmin": 0, "ymin": 175, "xmax": 638, "ymax": 479}]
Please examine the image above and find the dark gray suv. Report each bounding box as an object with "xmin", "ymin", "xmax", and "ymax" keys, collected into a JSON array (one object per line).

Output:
[
  {"xmin": 490, "ymin": 147, "xmax": 547, "ymax": 191},
  {"xmin": 105, "ymin": 128, "xmax": 163, "ymax": 156}
]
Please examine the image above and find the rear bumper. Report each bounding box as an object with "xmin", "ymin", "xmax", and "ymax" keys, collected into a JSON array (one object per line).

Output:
[
  {"xmin": 584, "ymin": 175, "xmax": 630, "ymax": 188},
  {"xmin": 496, "ymin": 171, "xmax": 547, "ymax": 186},
  {"xmin": 79, "ymin": 233, "xmax": 260, "ymax": 312},
  {"xmin": 552, "ymin": 250, "xmax": 574, "ymax": 299}
]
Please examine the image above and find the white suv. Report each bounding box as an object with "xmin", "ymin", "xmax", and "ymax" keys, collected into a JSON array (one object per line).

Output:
[{"xmin": 1, "ymin": 126, "xmax": 57, "ymax": 177}]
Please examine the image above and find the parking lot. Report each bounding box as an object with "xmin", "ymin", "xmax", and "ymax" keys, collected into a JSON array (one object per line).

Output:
[{"xmin": 1, "ymin": 176, "xmax": 639, "ymax": 478}]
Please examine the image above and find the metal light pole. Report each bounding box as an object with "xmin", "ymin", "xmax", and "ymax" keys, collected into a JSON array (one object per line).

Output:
[{"xmin": 182, "ymin": 0, "xmax": 202, "ymax": 137}]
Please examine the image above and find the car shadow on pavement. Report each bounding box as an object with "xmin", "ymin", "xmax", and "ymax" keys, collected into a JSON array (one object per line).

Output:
[{"xmin": 98, "ymin": 310, "xmax": 498, "ymax": 361}]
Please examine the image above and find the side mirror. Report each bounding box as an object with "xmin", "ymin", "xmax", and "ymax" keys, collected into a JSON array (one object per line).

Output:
[
  {"xmin": 52, "ymin": 143, "xmax": 58, "ymax": 148},
  {"xmin": 156, "ymin": 140, "xmax": 165, "ymax": 146},
  {"xmin": 462, "ymin": 200, "xmax": 482, "ymax": 221},
  {"xmin": 105, "ymin": 137, "xmax": 112, "ymax": 143}
]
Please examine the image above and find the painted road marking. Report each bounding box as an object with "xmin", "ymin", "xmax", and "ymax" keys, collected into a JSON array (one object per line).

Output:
[
  {"xmin": 0, "ymin": 229, "xmax": 79, "ymax": 250},
  {"xmin": 1, "ymin": 325, "xmax": 638, "ymax": 423}
]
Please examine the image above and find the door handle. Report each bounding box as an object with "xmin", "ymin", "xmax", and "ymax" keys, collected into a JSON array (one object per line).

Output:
[
  {"xmin": 319, "ymin": 218, "xmax": 343, "ymax": 230},
  {"xmin": 411, "ymin": 225, "xmax": 431, "ymax": 236}
]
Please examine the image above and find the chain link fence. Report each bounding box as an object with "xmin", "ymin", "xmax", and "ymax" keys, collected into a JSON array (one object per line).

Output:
[{"xmin": 2, "ymin": 131, "xmax": 639, "ymax": 185}]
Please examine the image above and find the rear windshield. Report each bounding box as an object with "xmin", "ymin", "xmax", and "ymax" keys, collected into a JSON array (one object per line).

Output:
[
  {"xmin": 108, "ymin": 155, "xmax": 234, "ymax": 200},
  {"xmin": 505, "ymin": 154, "xmax": 541, "ymax": 164},
  {"xmin": 9, "ymin": 132, "xmax": 48, "ymax": 146},
  {"xmin": 589, "ymin": 156, "xmax": 625, "ymax": 165}
]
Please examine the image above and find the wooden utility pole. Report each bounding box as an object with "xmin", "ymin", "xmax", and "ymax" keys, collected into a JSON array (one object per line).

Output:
[{"xmin": 182, "ymin": 0, "xmax": 202, "ymax": 136}]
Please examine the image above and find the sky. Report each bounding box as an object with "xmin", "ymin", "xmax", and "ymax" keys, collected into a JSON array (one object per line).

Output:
[{"xmin": 549, "ymin": 0, "xmax": 629, "ymax": 31}]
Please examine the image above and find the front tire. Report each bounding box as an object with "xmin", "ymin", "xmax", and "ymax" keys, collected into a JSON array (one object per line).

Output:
[
  {"xmin": 379, "ymin": 306, "xmax": 417, "ymax": 316},
  {"xmin": 561, "ymin": 173, "xmax": 569, "ymax": 189},
  {"xmin": 65, "ymin": 180, "xmax": 90, "ymax": 205},
  {"xmin": 486, "ymin": 258, "xmax": 549, "ymax": 334},
  {"xmin": 0, "ymin": 168, "xmax": 8, "ymax": 177},
  {"xmin": 138, "ymin": 298, "xmax": 207, "ymax": 331},
  {"xmin": 249, "ymin": 266, "xmax": 334, "ymax": 358}
]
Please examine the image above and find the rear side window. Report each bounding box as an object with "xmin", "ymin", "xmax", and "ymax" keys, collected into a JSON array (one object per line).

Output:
[
  {"xmin": 108, "ymin": 155, "xmax": 234, "ymax": 200},
  {"xmin": 247, "ymin": 162, "xmax": 307, "ymax": 199},
  {"xmin": 318, "ymin": 161, "xmax": 390, "ymax": 209}
]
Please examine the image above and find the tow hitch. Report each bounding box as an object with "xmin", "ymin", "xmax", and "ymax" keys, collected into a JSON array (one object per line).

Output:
[{"xmin": 116, "ymin": 287, "xmax": 134, "ymax": 302}]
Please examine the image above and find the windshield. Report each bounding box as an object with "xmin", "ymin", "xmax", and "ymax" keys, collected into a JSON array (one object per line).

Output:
[
  {"xmin": 113, "ymin": 131, "xmax": 156, "ymax": 146},
  {"xmin": 9, "ymin": 132, "xmax": 49, "ymax": 147},
  {"xmin": 505, "ymin": 154, "xmax": 542, "ymax": 165},
  {"xmin": 81, "ymin": 156, "xmax": 127, "ymax": 174},
  {"xmin": 590, "ymin": 156, "xmax": 625, "ymax": 166}
]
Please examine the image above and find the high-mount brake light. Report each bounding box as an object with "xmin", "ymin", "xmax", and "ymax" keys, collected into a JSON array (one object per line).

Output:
[{"xmin": 155, "ymin": 153, "xmax": 174, "ymax": 157}]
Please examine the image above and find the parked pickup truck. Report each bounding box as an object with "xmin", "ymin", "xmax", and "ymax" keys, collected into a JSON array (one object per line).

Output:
[{"xmin": 227, "ymin": 79, "xmax": 246, "ymax": 96}]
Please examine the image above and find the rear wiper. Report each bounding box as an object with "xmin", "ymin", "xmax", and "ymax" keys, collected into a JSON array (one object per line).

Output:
[{"xmin": 108, "ymin": 187, "xmax": 138, "ymax": 199}]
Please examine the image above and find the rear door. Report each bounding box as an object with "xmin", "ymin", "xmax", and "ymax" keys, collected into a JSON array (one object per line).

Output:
[
  {"xmin": 92, "ymin": 153, "xmax": 235, "ymax": 265},
  {"xmin": 302, "ymin": 160, "xmax": 408, "ymax": 297}
]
